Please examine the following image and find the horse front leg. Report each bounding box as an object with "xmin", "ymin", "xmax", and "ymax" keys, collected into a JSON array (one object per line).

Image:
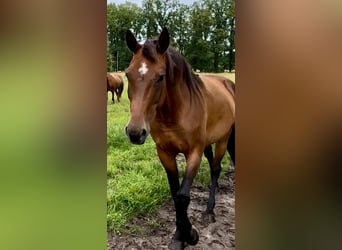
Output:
[
  {"xmin": 156, "ymin": 147, "xmax": 183, "ymax": 250},
  {"xmin": 157, "ymin": 148, "xmax": 201, "ymax": 250},
  {"xmin": 173, "ymin": 151, "xmax": 202, "ymax": 249}
]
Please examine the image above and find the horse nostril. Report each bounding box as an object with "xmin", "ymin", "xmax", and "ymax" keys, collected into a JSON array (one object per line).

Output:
[
  {"xmin": 125, "ymin": 126, "xmax": 128, "ymax": 135},
  {"xmin": 141, "ymin": 129, "xmax": 147, "ymax": 137}
]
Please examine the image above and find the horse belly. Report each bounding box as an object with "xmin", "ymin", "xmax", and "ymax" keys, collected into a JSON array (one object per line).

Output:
[
  {"xmin": 204, "ymin": 80, "xmax": 235, "ymax": 145},
  {"xmin": 206, "ymin": 112, "xmax": 234, "ymax": 144}
]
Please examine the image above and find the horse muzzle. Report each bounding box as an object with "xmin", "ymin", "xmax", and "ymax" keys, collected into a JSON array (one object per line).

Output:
[{"xmin": 125, "ymin": 125, "xmax": 147, "ymax": 145}]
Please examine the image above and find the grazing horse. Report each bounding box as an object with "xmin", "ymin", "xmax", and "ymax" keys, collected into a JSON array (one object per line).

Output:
[
  {"xmin": 125, "ymin": 28, "xmax": 235, "ymax": 250},
  {"xmin": 107, "ymin": 72, "xmax": 124, "ymax": 103}
]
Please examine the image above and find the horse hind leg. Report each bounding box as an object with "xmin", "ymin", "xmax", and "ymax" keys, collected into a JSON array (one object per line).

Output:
[
  {"xmin": 115, "ymin": 89, "xmax": 121, "ymax": 103},
  {"xmin": 111, "ymin": 91, "xmax": 115, "ymax": 103},
  {"xmin": 203, "ymin": 145, "xmax": 216, "ymax": 211},
  {"xmin": 203, "ymin": 144, "xmax": 218, "ymax": 194},
  {"xmin": 117, "ymin": 83, "xmax": 124, "ymax": 103},
  {"xmin": 203, "ymin": 141, "xmax": 227, "ymax": 224},
  {"xmin": 204, "ymin": 145, "xmax": 214, "ymax": 166}
]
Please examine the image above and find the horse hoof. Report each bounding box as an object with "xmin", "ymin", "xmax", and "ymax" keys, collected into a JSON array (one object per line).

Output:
[
  {"xmin": 186, "ymin": 227, "xmax": 199, "ymax": 246},
  {"xmin": 202, "ymin": 212, "xmax": 216, "ymax": 225},
  {"xmin": 168, "ymin": 240, "xmax": 184, "ymax": 250}
]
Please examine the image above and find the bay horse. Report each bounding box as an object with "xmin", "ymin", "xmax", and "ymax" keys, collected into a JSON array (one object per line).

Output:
[
  {"xmin": 107, "ymin": 72, "xmax": 124, "ymax": 103},
  {"xmin": 125, "ymin": 28, "xmax": 235, "ymax": 250}
]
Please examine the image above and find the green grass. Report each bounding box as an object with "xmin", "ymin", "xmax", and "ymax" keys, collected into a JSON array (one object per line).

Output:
[
  {"xmin": 198, "ymin": 72, "xmax": 235, "ymax": 83},
  {"xmin": 107, "ymin": 72, "xmax": 234, "ymax": 233}
]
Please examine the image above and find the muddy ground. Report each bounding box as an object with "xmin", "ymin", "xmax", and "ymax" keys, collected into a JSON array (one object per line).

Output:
[{"xmin": 107, "ymin": 169, "xmax": 235, "ymax": 250}]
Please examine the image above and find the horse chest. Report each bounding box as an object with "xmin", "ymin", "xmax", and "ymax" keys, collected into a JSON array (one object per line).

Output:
[{"xmin": 150, "ymin": 127, "xmax": 192, "ymax": 153}]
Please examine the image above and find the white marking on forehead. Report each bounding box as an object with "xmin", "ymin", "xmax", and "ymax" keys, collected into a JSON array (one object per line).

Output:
[{"xmin": 138, "ymin": 62, "xmax": 148, "ymax": 76}]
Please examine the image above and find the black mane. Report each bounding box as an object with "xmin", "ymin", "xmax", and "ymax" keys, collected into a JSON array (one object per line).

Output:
[{"xmin": 167, "ymin": 47, "xmax": 204, "ymax": 97}]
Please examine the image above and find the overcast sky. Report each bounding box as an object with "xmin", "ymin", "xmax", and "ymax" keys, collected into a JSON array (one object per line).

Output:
[{"xmin": 107, "ymin": 0, "xmax": 197, "ymax": 6}]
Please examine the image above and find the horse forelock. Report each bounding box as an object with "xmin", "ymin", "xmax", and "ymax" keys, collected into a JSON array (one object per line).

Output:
[
  {"xmin": 140, "ymin": 39, "xmax": 204, "ymax": 101},
  {"xmin": 142, "ymin": 40, "xmax": 157, "ymax": 62}
]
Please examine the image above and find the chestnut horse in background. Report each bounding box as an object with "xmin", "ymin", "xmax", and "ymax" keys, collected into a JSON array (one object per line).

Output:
[
  {"xmin": 107, "ymin": 72, "xmax": 124, "ymax": 103},
  {"xmin": 125, "ymin": 28, "xmax": 235, "ymax": 250}
]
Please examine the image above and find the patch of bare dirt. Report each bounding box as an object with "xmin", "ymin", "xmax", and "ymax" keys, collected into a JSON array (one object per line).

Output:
[{"xmin": 107, "ymin": 170, "xmax": 235, "ymax": 250}]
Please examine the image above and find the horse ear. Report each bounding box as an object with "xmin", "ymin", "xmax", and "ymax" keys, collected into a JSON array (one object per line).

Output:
[
  {"xmin": 157, "ymin": 27, "xmax": 169, "ymax": 54},
  {"xmin": 126, "ymin": 30, "xmax": 141, "ymax": 53}
]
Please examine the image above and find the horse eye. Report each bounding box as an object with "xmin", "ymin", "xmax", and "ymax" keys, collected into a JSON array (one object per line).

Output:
[{"xmin": 156, "ymin": 75, "xmax": 164, "ymax": 82}]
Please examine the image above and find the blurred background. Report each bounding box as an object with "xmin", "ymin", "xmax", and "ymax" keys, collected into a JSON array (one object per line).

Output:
[
  {"xmin": 0, "ymin": 0, "xmax": 341, "ymax": 249},
  {"xmin": 0, "ymin": 0, "xmax": 106, "ymax": 249}
]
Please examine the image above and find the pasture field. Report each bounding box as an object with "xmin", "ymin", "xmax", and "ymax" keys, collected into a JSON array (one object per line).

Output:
[{"xmin": 107, "ymin": 72, "xmax": 235, "ymax": 234}]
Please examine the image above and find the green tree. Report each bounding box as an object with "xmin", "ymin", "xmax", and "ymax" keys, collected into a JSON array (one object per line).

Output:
[
  {"xmin": 107, "ymin": 3, "xmax": 143, "ymax": 71},
  {"xmin": 107, "ymin": 36, "xmax": 114, "ymax": 71},
  {"xmin": 172, "ymin": 4, "xmax": 191, "ymax": 55},
  {"xmin": 185, "ymin": 2, "xmax": 214, "ymax": 71},
  {"xmin": 142, "ymin": 0, "xmax": 181, "ymax": 40},
  {"xmin": 106, "ymin": 0, "xmax": 235, "ymax": 73},
  {"xmin": 203, "ymin": 0, "xmax": 235, "ymax": 72},
  {"xmin": 227, "ymin": 1, "xmax": 235, "ymax": 72}
]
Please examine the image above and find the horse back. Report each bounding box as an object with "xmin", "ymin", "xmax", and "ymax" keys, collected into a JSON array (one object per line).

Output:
[{"xmin": 107, "ymin": 72, "xmax": 123, "ymax": 89}]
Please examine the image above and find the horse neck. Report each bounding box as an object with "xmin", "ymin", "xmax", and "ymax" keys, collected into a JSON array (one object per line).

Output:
[
  {"xmin": 157, "ymin": 72, "xmax": 203, "ymax": 123},
  {"xmin": 156, "ymin": 52, "xmax": 205, "ymax": 122},
  {"xmin": 168, "ymin": 76, "xmax": 190, "ymax": 106}
]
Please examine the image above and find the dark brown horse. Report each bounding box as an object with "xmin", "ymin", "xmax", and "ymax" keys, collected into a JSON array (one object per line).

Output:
[
  {"xmin": 107, "ymin": 72, "xmax": 124, "ymax": 103},
  {"xmin": 125, "ymin": 28, "xmax": 235, "ymax": 250}
]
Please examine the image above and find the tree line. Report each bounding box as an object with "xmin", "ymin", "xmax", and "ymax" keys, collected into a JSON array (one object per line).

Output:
[{"xmin": 107, "ymin": 0, "xmax": 235, "ymax": 73}]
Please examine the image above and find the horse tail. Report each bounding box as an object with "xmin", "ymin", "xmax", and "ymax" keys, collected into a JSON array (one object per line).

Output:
[{"xmin": 227, "ymin": 123, "xmax": 235, "ymax": 165}]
